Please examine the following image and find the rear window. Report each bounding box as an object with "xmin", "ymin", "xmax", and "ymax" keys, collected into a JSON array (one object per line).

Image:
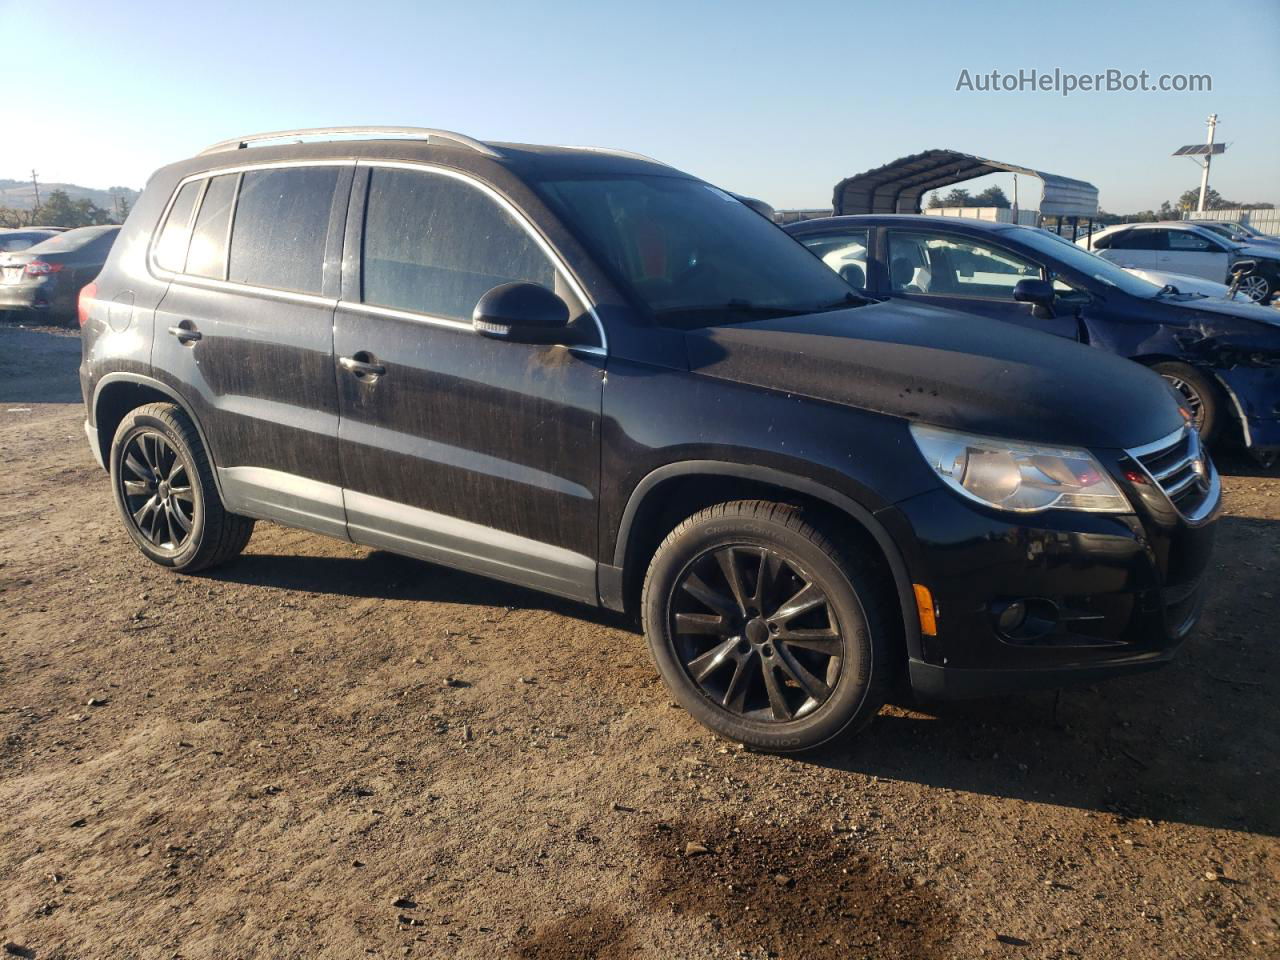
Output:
[
  {"xmin": 228, "ymin": 167, "xmax": 338, "ymax": 294},
  {"xmin": 30, "ymin": 226, "xmax": 117, "ymax": 254},
  {"xmin": 0, "ymin": 234, "xmax": 49, "ymax": 252},
  {"xmin": 361, "ymin": 167, "xmax": 554, "ymax": 319},
  {"xmin": 186, "ymin": 174, "xmax": 238, "ymax": 279},
  {"xmin": 154, "ymin": 181, "xmax": 202, "ymax": 272}
]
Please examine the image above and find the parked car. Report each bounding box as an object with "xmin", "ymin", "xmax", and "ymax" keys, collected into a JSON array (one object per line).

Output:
[
  {"xmin": 785, "ymin": 214, "xmax": 1280, "ymax": 459},
  {"xmin": 1187, "ymin": 219, "xmax": 1279, "ymax": 244},
  {"xmin": 80, "ymin": 127, "xmax": 1219, "ymax": 752},
  {"xmin": 1080, "ymin": 221, "xmax": 1279, "ymax": 304},
  {"xmin": 0, "ymin": 225, "xmax": 120, "ymax": 324},
  {"xmin": 0, "ymin": 227, "xmax": 61, "ymax": 253}
]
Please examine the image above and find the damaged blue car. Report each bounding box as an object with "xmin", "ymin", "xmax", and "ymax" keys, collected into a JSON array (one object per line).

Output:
[{"xmin": 785, "ymin": 214, "xmax": 1280, "ymax": 464}]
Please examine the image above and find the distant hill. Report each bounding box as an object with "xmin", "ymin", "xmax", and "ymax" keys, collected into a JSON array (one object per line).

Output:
[{"xmin": 0, "ymin": 178, "xmax": 141, "ymax": 213}]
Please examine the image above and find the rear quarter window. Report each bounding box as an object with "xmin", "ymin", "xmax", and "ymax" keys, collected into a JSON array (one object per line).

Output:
[
  {"xmin": 228, "ymin": 167, "xmax": 338, "ymax": 294},
  {"xmin": 153, "ymin": 181, "xmax": 202, "ymax": 272}
]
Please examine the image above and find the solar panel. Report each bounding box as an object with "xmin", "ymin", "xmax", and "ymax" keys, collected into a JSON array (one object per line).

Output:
[{"xmin": 1172, "ymin": 143, "xmax": 1226, "ymax": 156}]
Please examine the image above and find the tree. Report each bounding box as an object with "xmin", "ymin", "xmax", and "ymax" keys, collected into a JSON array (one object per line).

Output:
[
  {"xmin": 31, "ymin": 189, "xmax": 116, "ymax": 228},
  {"xmin": 926, "ymin": 191, "xmax": 944, "ymax": 208},
  {"xmin": 973, "ymin": 186, "xmax": 1011, "ymax": 208},
  {"xmin": 0, "ymin": 207, "xmax": 26, "ymax": 228},
  {"xmin": 940, "ymin": 188, "xmax": 973, "ymax": 207}
]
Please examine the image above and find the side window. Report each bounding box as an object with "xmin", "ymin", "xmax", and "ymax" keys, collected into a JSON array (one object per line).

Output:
[
  {"xmin": 799, "ymin": 231, "xmax": 870, "ymax": 290},
  {"xmin": 361, "ymin": 167, "xmax": 555, "ymax": 321},
  {"xmin": 1112, "ymin": 229, "xmax": 1166, "ymax": 251},
  {"xmin": 153, "ymin": 180, "xmax": 202, "ymax": 273},
  {"xmin": 1090, "ymin": 231, "xmax": 1119, "ymax": 250},
  {"xmin": 228, "ymin": 167, "xmax": 338, "ymax": 294},
  {"xmin": 1168, "ymin": 231, "xmax": 1217, "ymax": 252},
  {"xmin": 186, "ymin": 174, "xmax": 238, "ymax": 279},
  {"xmin": 888, "ymin": 231, "xmax": 1038, "ymax": 298}
]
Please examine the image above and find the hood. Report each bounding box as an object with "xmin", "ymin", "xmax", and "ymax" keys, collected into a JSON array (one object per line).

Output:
[
  {"xmin": 1234, "ymin": 243, "xmax": 1280, "ymax": 261},
  {"xmin": 1125, "ymin": 268, "xmax": 1241, "ymax": 301},
  {"xmin": 1159, "ymin": 291, "xmax": 1280, "ymax": 329},
  {"xmin": 685, "ymin": 301, "xmax": 1184, "ymax": 450}
]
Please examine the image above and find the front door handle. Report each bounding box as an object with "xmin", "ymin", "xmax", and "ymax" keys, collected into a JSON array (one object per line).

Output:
[
  {"xmin": 167, "ymin": 323, "xmax": 202, "ymax": 344},
  {"xmin": 339, "ymin": 353, "xmax": 386, "ymax": 378}
]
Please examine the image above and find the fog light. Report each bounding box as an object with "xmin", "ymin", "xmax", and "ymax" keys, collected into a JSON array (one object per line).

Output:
[{"xmin": 996, "ymin": 600, "xmax": 1027, "ymax": 634}]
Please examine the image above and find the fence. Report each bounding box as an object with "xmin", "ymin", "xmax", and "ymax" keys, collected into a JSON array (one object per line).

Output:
[{"xmin": 1186, "ymin": 208, "xmax": 1280, "ymax": 234}]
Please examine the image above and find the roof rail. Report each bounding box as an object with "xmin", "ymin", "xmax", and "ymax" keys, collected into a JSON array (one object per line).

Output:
[
  {"xmin": 197, "ymin": 126, "xmax": 502, "ymax": 158},
  {"xmin": 556, "ymin": 145, "xmax": 667, "ymax": 166}
]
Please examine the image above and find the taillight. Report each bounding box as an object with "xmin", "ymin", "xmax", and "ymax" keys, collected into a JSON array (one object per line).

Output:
[
  {"xmin": 78, "ymin": 282, "xmax": 97, "ymax": 328},
  {"xmin": 24, "ymin": 260, "xmax": 64, "ymax": 276}
]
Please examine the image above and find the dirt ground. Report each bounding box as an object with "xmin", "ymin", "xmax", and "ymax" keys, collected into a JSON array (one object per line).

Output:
[{"xmin": 1, "ymin": 322, "xmax": 1277, "ymax": 960}]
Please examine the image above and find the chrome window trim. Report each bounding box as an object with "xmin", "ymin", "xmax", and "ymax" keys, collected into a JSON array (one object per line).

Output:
[
  {"xmin": 146, "ymin": 157, "xmax": 608, "ymax": 355},
  {"xmin": 355, "ymin": 159, "xmax": 608, "ymax": 353},
  {"xmin": 146, "ymin": 159, "xmax": 355, "ymax": 284},
  {"xmin": 172, "ymin": 273, "xmax": 338, "ymax": 308}
]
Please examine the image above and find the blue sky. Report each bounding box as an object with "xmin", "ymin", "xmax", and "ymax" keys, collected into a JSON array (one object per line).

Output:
[{"xmin": 5, "ymin": 0, "xmax": 1278, "ymax": 212}]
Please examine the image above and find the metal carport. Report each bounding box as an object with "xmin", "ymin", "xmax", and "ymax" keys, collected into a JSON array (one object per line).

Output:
[{"xmin": 832, "ymin": 149, "xmax": 1099, "ymax": 223}]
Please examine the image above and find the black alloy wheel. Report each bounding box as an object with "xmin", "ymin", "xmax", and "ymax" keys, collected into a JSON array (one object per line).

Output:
[
  {"xmin": 670, "ymin": 544, "xmax": 843, "ymax": 722},
  {"xmin": 118, "ymin": 431, "xmax": 195, "ymax": 552}
]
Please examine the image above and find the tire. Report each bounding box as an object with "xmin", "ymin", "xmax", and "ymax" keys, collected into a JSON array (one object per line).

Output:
[
  {"xmin": 641, "ymin": 500, "xmax": 897, "ymax": 753},
  {"xmin": 1236, "ymin": 270, "xmax": 1272, "ymax": 305},
  {"xmin": 1151, "ymin": 362, "xmax": 1221, "ymax": 444},
  {"xmin": 109, "ymin": 402, "xmax": 254, "ymax": 571}
]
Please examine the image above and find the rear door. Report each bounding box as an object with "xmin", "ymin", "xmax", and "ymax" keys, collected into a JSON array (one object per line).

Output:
[
  {"xmin": 1099, "ymin": 227, "xmax": 1163, "ymax": 270},
  {"xmin": 332, "ymin": 162, "xmax": 604, "ymax": 602},
  {"xmin": 883, "ymin": 227, "xmax": 1080, "ymax": 339},
  {"xmin": 151, "ymin": 163, "xmax": 354, "ymax": 537}
]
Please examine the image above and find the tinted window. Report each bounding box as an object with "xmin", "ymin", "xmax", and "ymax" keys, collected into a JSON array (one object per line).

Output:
[
  {"xmin": 798, "ymin": 230, "xmax": 870, "ymax": 290},
  {"xmin": 186, "ymin": 174, "xmax": 237, "ymax": 279},
  {"xmin": 1111, "ymin": 229, "xmax": 1166, "ymax": 251},
  {"xmin": 154, "ymin": 181, "xmax": 201, "ymax": 272},
  {"xmin": 537, "ymin": 176, "xmax": 856, "ymax": 328},
  {"xmin": 228, "ymin": 167, "xmax": 338, "ymax": 294},
  {"xmin": 362, "ymin": 167, "xmax": 555, "ymax": 320},
  {"xmin": 1089, "ymin": 231, "xmax": 1118, "ymax": 250}
]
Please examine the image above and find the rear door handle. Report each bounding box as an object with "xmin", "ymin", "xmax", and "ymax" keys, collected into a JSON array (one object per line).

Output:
[
  {"xmin": 167, "ymin": 323, "xmax": 202, "ymax": 343},
  {"xmin": 339, "ymin": 354, "xmax": 386, "ymax": 378}
]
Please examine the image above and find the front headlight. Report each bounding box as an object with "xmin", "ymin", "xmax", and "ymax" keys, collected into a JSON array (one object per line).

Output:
[{"xmin": 909, "ymin": 423, "xmax": 1131, "ymax": 514}]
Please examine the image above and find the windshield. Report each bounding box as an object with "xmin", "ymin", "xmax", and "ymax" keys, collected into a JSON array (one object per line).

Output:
[
  {"xmin": 536, "ymin": 175, "xmax": 859, "ymax": 327},
  {"xmin": 1010, "ymin": 227, "xmax": 1167, "ymax": 298}
]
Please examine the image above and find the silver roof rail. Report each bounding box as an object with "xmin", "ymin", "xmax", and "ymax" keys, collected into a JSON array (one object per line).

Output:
[
  {"xmin": 197, "ymin": 126, "xmax": 502, "ymax": 158},
  {"xmin": 555, "ymin": 145, "xmax": 667, "ymax": 166}
]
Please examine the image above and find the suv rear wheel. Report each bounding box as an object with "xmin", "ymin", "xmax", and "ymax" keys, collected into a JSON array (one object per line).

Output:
[
  {"xmin": 109, "ymin": 402, "xmax": 254, "ymax": 571},
  {"xmin": 642, "ymin": 500, "xmax": 895, "ymax": 752}
]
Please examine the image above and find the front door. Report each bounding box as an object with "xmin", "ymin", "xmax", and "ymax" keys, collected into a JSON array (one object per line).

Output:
[
  {"xmin": 1158, "ymin": 229, "xmax": 1231, "ymax": 282},
  {"xmin": 332, "ymin": 163, "xmax": 605, "ymax": 603},
  {"xmin": 151, "ymin": 164, "xmax": 353, "ymax": 538},
  {"xmin": 883, "ymin": 228, "xmax": 1080, "ymax": 340}
]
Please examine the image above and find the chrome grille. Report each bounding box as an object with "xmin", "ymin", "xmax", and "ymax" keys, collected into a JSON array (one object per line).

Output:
[{"xmin": 1128, "ymin": 426, "xmax": 1216, "ymax": 521}]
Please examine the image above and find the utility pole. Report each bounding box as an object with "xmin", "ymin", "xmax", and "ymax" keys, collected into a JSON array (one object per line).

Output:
[
  {"xmin": 31, "ymin": 169, "xmax": 40, "ymax": 223},
  {"xmin": 1197, "ymin": 114, "xmax": 1217, "ymax": 213}
]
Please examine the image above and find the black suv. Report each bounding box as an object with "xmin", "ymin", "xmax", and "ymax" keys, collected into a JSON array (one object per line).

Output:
[{"xmin": 80, "ymin": 127, "xmax": 1221, "ymax": 752}]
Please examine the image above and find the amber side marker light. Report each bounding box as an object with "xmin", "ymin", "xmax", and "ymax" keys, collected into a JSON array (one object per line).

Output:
[{"xmin": 913, "ymin": 583, "xmax": 937, "ymax": 637}]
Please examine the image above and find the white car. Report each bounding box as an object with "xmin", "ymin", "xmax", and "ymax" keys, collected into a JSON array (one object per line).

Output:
[{"xmin": 1080, "ymin": 222, "xmax": 1279, "ymax": 304}]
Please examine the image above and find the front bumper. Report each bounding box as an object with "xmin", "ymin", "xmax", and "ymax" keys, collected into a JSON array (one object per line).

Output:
[{"xmin": 880, "ymin": 447, "xmax": 1221, "ymax": 699}]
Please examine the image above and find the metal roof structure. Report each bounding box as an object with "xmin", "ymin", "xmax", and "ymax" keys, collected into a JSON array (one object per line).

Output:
[{"xmin": 832, "ymin": 149, "xmax": 1099, "ymax": 219}]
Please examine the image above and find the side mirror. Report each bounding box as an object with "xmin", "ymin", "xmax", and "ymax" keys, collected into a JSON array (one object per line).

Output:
[
  {"xmin": 472, "ymin": 282, "xmax": 576, "ymax": 344},
  {"xmin": 1012, "ymin": 278, "xmax": 1056, "ymax": 308}
]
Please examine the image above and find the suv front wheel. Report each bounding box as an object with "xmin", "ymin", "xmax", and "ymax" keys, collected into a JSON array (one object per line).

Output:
[
  {"xmin": 642, "ymin": 500, "xmax": 895, "ymax": 752},
  {"xmin": 109, "ymin": 402, "xmax": 254, "ymax": 571}
]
